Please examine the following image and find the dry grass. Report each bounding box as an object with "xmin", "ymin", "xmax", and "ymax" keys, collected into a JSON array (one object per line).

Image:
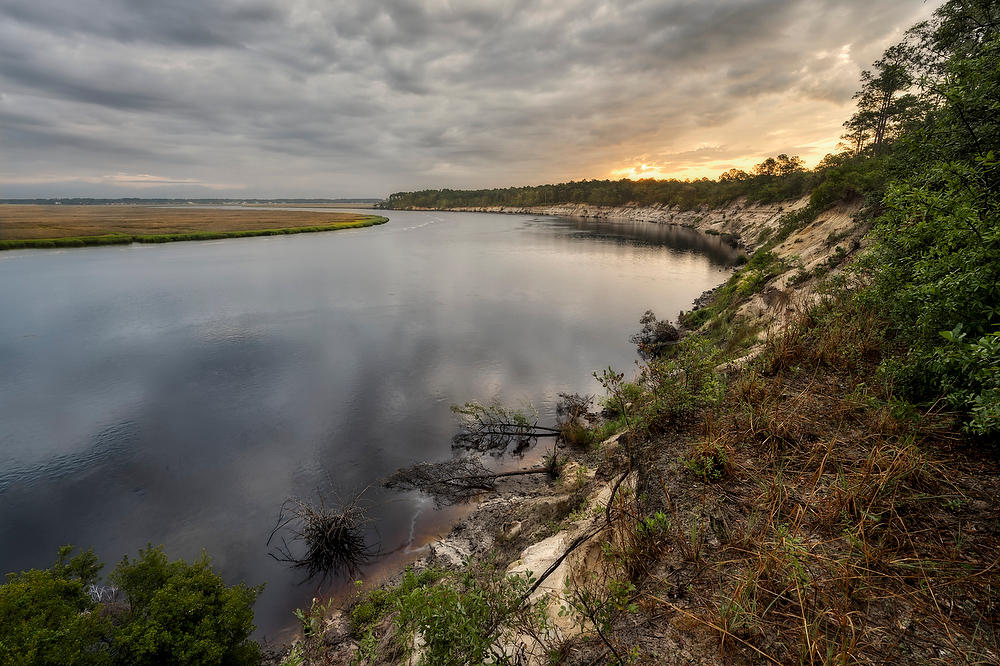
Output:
[
  {"xmin": 559, "ymin": 302, "xmax": 1000, "ymax": 665},
  {"xmin": 676, "ymin": 308, "xmax": 1000, "ymax": 664},
  {"xmin": 0, "ymin": 204, "xmax": 373, "ymax": 240}
]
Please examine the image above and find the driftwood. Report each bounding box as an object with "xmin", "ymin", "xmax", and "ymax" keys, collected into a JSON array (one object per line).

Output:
[
  {"xmin": 266, "ymin": 490, "xmax": 376, "ymax": 581},
  {"xmin": 451, "ymin": 401, "xmax": 561, "ymax": 455},
  {"xmin": 383, "ymin": 456, "xmax": 555, "ymax": 506},
  {"xmin": 388, "ymin": 396, "xmax": 595, "ymax": 506}
]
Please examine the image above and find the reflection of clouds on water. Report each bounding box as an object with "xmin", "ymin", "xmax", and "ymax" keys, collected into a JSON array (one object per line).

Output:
[{"xmin": 0, "ymin": 209, "xmax": 733, "ymax": 636}]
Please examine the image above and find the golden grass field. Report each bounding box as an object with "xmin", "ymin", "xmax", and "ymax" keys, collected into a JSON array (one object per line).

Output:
[{"xmin": 0, "ymin": 204, "xmax": 372, "ymax": 240}]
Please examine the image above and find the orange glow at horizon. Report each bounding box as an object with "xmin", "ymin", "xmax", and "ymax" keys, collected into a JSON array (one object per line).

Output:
[
  {"xmin": 608, "ymin": 160, "xmax": 761, "ymax": 181},
  {"xmin": 606, "ymin": 137, "xmax": 843, "ymax": 182}
]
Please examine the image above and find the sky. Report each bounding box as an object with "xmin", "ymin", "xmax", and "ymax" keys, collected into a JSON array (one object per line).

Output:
[{"xmin": 0, "ymin": 0, "xmax": 941, "ymax": 199}]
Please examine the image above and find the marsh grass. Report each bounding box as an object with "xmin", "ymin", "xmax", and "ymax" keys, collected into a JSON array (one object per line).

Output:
[
  {"xmin": 0, "ymin": 204, "xmax": 387, "ymax": 250},
  {"xmin": 0, "ymin": 218, "xmax": 388, "ymax": 250}
]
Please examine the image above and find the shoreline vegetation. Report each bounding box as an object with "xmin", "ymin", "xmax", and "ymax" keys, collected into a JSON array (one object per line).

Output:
[
  {"xmin": 1, "ymin": 1, "xmax": 998, "ymax": 663},
  {"xmin": 0, "ymin": 204, "xmax": 388, "ymax": 250}
]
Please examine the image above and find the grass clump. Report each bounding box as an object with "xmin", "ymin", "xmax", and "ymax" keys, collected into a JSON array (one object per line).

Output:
[{"xmin": 0, "ymin": 234, "xmax": 133, "ymax": 250}]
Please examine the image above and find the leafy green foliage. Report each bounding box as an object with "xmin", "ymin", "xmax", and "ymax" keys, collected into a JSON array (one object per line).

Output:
[
  {"xmin": 349, "ymin": 567, "xmax": 443, "ymax": 639},
  {"xmin": 644, "ymin": 337, "xmax": 726, "ymax": 423},
  {"xmin": 936, "ymin": 327, "xmax": 1000, "ymax": 434},
  {"xmin": 595, "ymin": 336, "xmax": 725, "ymax": 442},
  {"xmin": 682, "ymin": 444, "xmax": 731, "ymax": 482},
  {"xmin": 293, "ymin": 597, "xmax": 334, "ymax": 638},
  {"xmin": 861, "ymin": 161, "xmax": 999, "ymax": 344},
  {"xmin": 808, "ymin": 153, "xmax": 890, "ymax": 210},
  {"xmin": 853, "ymin": 22, "xmax": 1000, "ymax": 432},
  {"xmin": 109, "ymin": 545, "xmax": 262, "ymax": 665},
  {"xmin": 0, "ymin": 546, "xmax": 261, "ymax": 666},
  {"xmin": 392, "ymin": 567, "xmax": 549, "ymax": 666},
  {"xmin": 0, "ymin": 547, "xmax": 110, "ymax": 665}
]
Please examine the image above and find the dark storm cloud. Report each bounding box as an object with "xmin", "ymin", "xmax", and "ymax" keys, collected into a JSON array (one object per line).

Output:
[
  {"xmin": 0, "ymin": 0, "xmax": 939, "ymax": 197},
  {"xmin": 0, "ymin": 51, "xmax": 165, "ymax": 111},
  {"xmin": 0, "ymin": 0, "xmax": 282, "ymax": 47}
]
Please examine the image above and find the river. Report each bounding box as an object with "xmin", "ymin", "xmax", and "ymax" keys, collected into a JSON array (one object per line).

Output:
[{"xmin": 0, "ymin": 208, "xmax": 739, "ymax": 639}]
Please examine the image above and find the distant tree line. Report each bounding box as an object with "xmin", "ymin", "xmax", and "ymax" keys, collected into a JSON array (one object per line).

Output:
[{"xmin": 385, "ymin": 154, "xmax": 818, "ymax": 210}]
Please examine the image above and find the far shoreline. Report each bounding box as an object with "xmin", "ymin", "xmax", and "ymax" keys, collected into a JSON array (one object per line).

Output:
[{"xmin": 0, "ymin": 204, "xmax": 388, "ymax": 251}]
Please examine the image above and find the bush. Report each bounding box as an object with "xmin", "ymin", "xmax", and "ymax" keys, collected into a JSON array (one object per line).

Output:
[
  {"xmin": 0, "ymin": 546, "xmax": 262, "ymax": 666},
  {"xmin": 630, "ymin": 310, "xmax": 680, "ymax": 360},
  {"xmin": 858, "ymin": 158, "xmax": 1000, "ymax": 433},
  {"xmin": 0, "ymin": 547, "xmax": 110, "ymax": 665},
  {"xmin": 349, "ymin": 567, "xmax": 443, "ymax": 638},
  {"xmin": 393, "ymin": 567, "xmax": 547, "ymax": 666},
  {"xmin": 808, "ymin": 154, "xmax": 888, "ymax": 210},
  {"xmin": 109, "ymin": 545, "xmax": 262, "ymax": 665}
]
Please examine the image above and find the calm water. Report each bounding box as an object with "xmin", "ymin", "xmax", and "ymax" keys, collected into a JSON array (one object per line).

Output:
[{"xmin": 0, "ymin": 209, "xmax": 738, "ymax": 639}]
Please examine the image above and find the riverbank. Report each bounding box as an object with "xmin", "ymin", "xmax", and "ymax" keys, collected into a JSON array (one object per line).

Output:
[
  {"xmin": 270, "ymin": 197, "xmax": 813, "ymax": 663},
  {"xmin": 273, "ymin": 193, "xmax": 1000, "ymax": 664},
  {"xmin": 394, "ymin": 196, "xmax": 810, "ymax": 251},
  {"xmin": 0, "ymin": 204, "xmax": 387, "ymax": 250}
]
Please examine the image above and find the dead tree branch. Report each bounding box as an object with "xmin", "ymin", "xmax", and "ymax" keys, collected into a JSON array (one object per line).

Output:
[
  {"xmin": 451, "ymin": 401, "xmax": 561, "ymax": 455},
  {"xmin": 384, "ymin": 456, "xmax": 554, "ymax": 506}
]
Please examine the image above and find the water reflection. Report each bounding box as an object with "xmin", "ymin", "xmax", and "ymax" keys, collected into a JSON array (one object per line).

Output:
[
  {"xmin": 0, "ymin": 209, "xmax": 736, "ymax": 639},
  {"xmin": 533, "ymin": 216, "xmax": 743, "ymax": 266}
]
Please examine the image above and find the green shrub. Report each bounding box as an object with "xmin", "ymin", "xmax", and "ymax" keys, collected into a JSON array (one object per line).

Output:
[
  {"xmin": 858, "ymin": 158, "xmax": 1000, "ymax": 433},
  {"xmin": 393, "ymin": 567, "xmax": 547, "ymax": 666},
  {"xmin": 0, "ymin": 547, "xmax": 110, "ymax": 665},
  {"xmin": 681, "ymin": 444, "xmax": 730, "ymax": 482},
  {"xmin": 643, "ymin": 336, "xmax": 726, "ymax": 422},
  {"xmin": 808, "ymin": 154, "xmax": 888, "ymax": 210},
  {"xmin": 349, "ymin": 567, "xmax": 443, "ymax": 639},
  {"xmin": 681, "ymin": 306, "xmax": 713, "ymax": 330},
  {"xmin": 109, "ymin": 545, "xmax": 262, "ymax": 665},
  {"xmin": 0, "ymin": 545, "xmax": 262, "ymax": 666}
]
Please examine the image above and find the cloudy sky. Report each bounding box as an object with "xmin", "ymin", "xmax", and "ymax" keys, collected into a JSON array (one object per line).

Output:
[{"xmin": 0, "ymin": 0, "xmax": 939, "ymax": 198}]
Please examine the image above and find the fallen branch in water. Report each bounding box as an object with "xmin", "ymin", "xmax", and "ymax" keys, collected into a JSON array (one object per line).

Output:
[
  {"xmin": 451, "ymin": 401, "xmax": 563, "ymax": 455},
  {"xmin": 384, "ymin": 456, "xmax": 556, "ymax": 506}
]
